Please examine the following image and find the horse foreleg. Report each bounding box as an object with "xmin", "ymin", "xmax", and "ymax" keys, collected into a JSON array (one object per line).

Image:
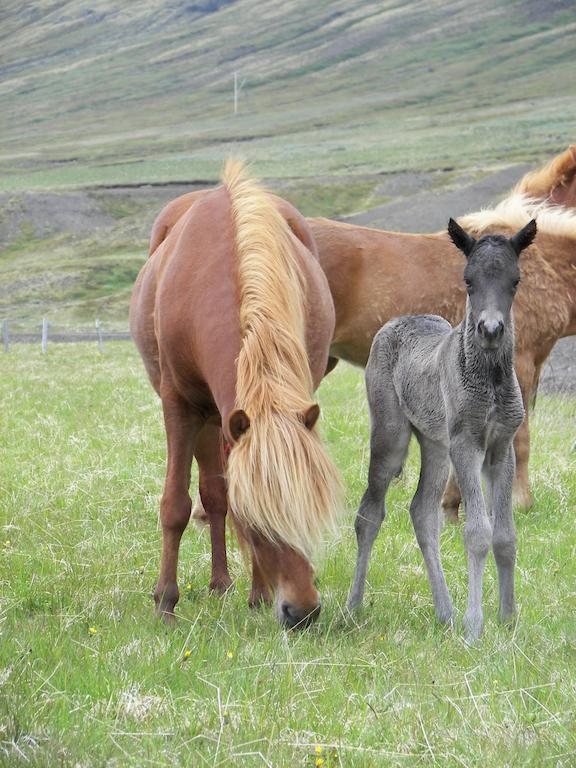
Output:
[
  {"xmin": 195, "ymin": 423, "xmax": 233, "ymax": 594},
  {"xmin": 156, "ymin": 394, "xmax": 200, "ymax": 623},
  {"xmin": 450, "ymin": 439, "xmax": 491, "ymax": 643},
  {"xmin": 487, "ymin": 445, "xmax": 517, "ymax": 624}
]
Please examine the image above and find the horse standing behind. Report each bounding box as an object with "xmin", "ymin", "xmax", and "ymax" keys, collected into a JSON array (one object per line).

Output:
[
  {"xmin": 348, "ymin": 219, "xmax": 537, "ymax": 642},
  {"xmin": 130, "ymin": 160, "xmax": 342, "ymax": 627},
  {"xmin": 147, "ymin": 147, "xmax": 576, "ymax": 520}
]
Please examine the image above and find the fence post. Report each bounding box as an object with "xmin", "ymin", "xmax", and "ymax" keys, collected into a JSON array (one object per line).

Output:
[
  {"xmin": 2, "ymin": 319, "xmax": 8, "ymax": 352},
  {"xmin": 41, "ymin": 317, "xmax": 48, "ymax": 353},
  {"xmin": 95, "ymin": 318, "xmax": 103, "ymax": 354}
]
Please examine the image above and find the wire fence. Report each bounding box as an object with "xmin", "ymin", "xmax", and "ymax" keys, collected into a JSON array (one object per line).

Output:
[
  {"xmin": 1, "ymin": 318, "xmax": 131, "ymax": 353},
  {"xmin": 1, "ymin": 317, "xmax": 574, "ymax": 396}
]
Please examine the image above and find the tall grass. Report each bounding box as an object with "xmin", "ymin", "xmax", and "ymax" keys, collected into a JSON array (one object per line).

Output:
[{"xmin": 0, "ymin": 344, "xmax": 574, "ymax": 766}]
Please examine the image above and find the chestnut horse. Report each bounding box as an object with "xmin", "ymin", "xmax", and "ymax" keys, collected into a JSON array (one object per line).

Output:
[
  {"xmin": 149, "ymin": 146, "xmax": 576, "ymax": 518},
  {"xmin": 131, "ymin": 160, "xmax": 342, "ymax": 627}
]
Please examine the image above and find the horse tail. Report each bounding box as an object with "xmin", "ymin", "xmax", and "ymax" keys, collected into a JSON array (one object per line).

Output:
[{"xmin": 222, "ymin": 159, "xmax": 342, "ymax": 557}]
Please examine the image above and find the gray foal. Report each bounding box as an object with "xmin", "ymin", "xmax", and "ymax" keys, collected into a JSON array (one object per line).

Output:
[{"xmin": 348, "ymin": 218, "xmax": 537, "ymax": 642}]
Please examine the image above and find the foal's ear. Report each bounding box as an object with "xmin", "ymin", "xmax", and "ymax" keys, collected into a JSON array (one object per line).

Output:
[
  {"xmin": 301, "ymin": 403, "xmax": 320, "ymax": 430},
  {"xmin": 228, "ymin": 409, "xmax": 251, "ymax": 442},
  {"xmin": 447, "ymin": 218, "xmax": 476, "ymax": 258},
  {"xmin": 509, "ymin": 219, "xmax": 537, "ymax": 256}
]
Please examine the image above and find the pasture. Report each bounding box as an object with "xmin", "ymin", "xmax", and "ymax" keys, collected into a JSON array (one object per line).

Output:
[{"xmin": 1, "ymin": 343, "xmax": 574, "ymax": 767}]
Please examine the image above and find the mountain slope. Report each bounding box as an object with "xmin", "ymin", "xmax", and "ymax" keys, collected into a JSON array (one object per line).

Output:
[{"xmin": 0, "ymin": 0, "xmax": 574, "ymax": 190}]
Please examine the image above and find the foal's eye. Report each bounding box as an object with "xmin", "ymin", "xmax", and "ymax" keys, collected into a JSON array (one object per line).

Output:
[
  {"xmin": 464, "ymin": 279, "xmax": 473, "ymax": 294},
  {"xmin": 512, "ymin": 279, "xmax": 520, "ymax": 292}
]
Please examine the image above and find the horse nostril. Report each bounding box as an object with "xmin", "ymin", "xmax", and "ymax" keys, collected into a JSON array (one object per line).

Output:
[
  {"xmin": 281, "ymin": 601, "xmax": 321, "ymax": 629},
  {"xmin": 478, "ymin": 319, "xmax": 503, "ymax": 341}
]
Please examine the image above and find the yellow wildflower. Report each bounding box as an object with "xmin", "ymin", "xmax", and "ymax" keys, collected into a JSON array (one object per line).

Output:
[{"xmin": 88, "ymin": 627, "xmax": 97, "ymax": 635}]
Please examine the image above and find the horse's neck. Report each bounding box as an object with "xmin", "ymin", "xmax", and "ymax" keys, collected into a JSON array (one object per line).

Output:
[{"xmin": 459, "ymin": 303, "xmax": 515, "ymax": 384}]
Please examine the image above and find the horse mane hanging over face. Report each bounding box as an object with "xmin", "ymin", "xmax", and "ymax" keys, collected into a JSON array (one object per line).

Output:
[
  {"xmin": 223, "ymin": 159, "xmax": 342, "ymax": 559},
  {"xmin": 458, "ymin": 192, "xmax": 576, "ymax": 241}
]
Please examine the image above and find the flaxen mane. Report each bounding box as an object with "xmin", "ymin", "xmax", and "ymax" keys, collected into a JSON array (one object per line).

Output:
[
  {"xmin": 223, "ymin": 160, "xmax": 342, "ymax": 557},
  {"xmin": 459, "ymin": 192, "xmax": 576, "ymax": 240},
  {"xmin": 514, "ymin": 145, "xmax": 576, "ymax": 199}
]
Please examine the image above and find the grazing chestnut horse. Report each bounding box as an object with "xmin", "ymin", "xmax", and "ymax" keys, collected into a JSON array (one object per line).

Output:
[
  {"xmin": 149, "ymin": 146, "xmax": 576, "ymax": 518},
  {"xmin": 131, "ymin": 160, "xmax": 342, "ymax": 627}
]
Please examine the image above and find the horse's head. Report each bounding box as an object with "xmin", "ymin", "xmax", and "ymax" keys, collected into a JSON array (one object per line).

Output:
[
  {"xmin": 448, "ymin": 218, "xmax": 537, "ymax": 351},
  {"xmin": 242, "ymin": 529, "xmax": 321, "ymax": 628},
  {"xmin": 226, "ymin": 403, "xmax": 342, "ymax": 629}
]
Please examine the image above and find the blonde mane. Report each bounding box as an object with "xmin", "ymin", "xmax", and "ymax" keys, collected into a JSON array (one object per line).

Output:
[
  {"xmin": 514, "ymin": 145, "xmax": 576, "ymax": 199},
  {"xmin": 459, "ymin": 192, "xmax": 576, "ymax": 240},
  {"xmin": 223, "ymin": 160, "xmax": 342, "ymax": 557}
]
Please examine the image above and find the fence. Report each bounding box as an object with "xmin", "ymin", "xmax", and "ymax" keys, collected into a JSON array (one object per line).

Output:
[{"xmin": 1, "ymin": 318, "xmax": 131, "ymax": 353}]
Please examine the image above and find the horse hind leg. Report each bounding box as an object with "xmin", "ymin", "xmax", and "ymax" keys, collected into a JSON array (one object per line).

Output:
[
  {"xmin": 512, "ymin": 353, "xmax": 537, "ymax": 509},
  {"xmin": 441, "ymin": 467, "xmax": 462, "ymax": 523},
  {"xmin": 194, "ymin": 423, "xmax": 233, "ymax": 595},
  {"xmin": 411, "ymin": 435, "xmax": 453, "ymax": 624},
  {"xmin": 348, "ymin": 397, "xmax": 411, "ymax": 611},
  {"xmin": 155, "ymin": 393, "xmax": 201, "ymax": 623}
]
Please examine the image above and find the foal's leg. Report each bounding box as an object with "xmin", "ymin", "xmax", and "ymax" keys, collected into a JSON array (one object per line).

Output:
[
  {"xmin": 194, "ymin": 423, "xmax": 233, "ymax": 594},
  {"xmin": 348, "ymin": 415, "xmax": 411, "ymax": 611},
  {"xmin": 155, "ymin": 394, "xmax": 201, "ymax": 622},
  {"xmin": 450, "ymin": 438, "xmax": 492, "ymax": 642},
  {"xmin": 513, "ymin": 353, "xmax": 536, "ymax": 509},
  {"xmin": 486, "ymin": 444, "xmax": 517, "ymax": 623},
  {"xmin": 410, "ymin": 436, "xmax": 453, "ymax": 624}
]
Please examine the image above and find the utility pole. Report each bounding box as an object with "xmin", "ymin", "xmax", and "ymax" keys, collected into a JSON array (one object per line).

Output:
[{"xmin": 234, "ymin": 71, "xmax": 246, "ymax": 115}]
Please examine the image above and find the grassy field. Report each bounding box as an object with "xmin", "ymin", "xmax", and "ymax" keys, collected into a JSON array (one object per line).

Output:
[{"xmin": 1, "ymin": 343, "xmax": 574, "ymax": 767}]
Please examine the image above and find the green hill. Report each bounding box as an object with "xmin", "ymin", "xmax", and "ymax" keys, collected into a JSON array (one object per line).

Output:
[
  {"xmin": 1, "ymin": 0, "xmax": 574, "ymax": 328},
  {"xmin": 1, "ymin": 0, "xmax": 575, "ymax": 191}
]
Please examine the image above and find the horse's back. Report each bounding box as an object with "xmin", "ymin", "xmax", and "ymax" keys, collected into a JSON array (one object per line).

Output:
[
  {"xmin": 368, "ymin": 314, "xmax": 453, "ymax": 441},
  {"xmin": 371, "ymin": 314, "xmax": 452, "ymax": 367}
]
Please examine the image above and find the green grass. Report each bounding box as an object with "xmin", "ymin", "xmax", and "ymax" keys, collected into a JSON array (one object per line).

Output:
[{"xmin": 1, "ymin": 344, "xmax": 575, "ymax": 766}]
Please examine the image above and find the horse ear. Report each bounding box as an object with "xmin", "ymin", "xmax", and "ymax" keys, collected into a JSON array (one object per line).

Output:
[
  {"xmin": 448, "ymin": 218, "xmax": 476, "ymax": 258},
  {"xmin": 509, "ymin": 219, "xmax": 537, "ymax": 256},
  {"xmin": 228, "ymin": 409, "xmax": 250, "ymax": 442},
  {"xmin": 301, "ymin": 403, "xmax": 320, "ymax": 430}
]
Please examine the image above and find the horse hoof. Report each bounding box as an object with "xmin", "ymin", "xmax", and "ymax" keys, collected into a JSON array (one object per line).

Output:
[
  {"xmin": 191, "ymin": 495, "xmax": 209, "ymax": 528},
  {"xmin": 154, "ymin": 604, "xmax": 177, "ymax": 625},
  {"xmin": 463, "ymin": 613, "xmax": 483, "ymax": 644},
  {"xmin": 209, "ymin": 576, "xmax": 233, "ymax": 595},
  {"xmin": 248, "ymin": 589, "xmax": 273, "ymax": 609},
  {"xmin": 512, "ymin": 489, "xmax": 533, "ymax": 510},
  {"xmin": 443, "ymin": 507, "xmax": 460, "ymax": 524},
  {"xmin": 436, "ymin": 607, "xmax": 455, "ymax": 626}
]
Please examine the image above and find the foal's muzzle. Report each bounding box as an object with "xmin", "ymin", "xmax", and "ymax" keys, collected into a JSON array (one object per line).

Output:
[
  {"xmin": 280, "ymin": 600, "xmax": 321, "ymax": 629},
  {"xmin": 476, "ymin": 317, "xmax": 504, "ymax": 349}
]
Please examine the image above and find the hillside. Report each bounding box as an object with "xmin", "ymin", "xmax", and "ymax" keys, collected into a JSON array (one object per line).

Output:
[{"xmin": 1, "ymin": 0, "xmax": 575, "ymax": 190}]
